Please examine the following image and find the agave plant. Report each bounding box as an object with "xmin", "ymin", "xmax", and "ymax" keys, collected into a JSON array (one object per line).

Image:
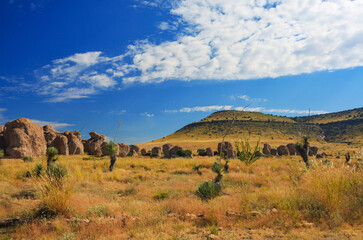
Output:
[{"xmin": 235, "ymin": 138, "xmax": 261, "ymax": 166}]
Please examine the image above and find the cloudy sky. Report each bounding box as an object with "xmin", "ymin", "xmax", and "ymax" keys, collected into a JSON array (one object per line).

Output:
[{"xmin": 0, "ymin": 0, "xmax": 362, "ymax": 143}]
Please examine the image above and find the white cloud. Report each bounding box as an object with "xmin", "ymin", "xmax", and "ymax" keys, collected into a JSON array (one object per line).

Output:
[
  {"xmin": 236, "ymin": 94, "xmax": 268, "ymax": 102},
  {"xmin": 35, "ymin": 52, "xmax": 118, "ymax": 102},
  {"xmin": 238, "ymin": 95, "xmax": 250, "ymax": 101},
  {"xmin": 121, "ymin": 0, "xmax": 363, "ymax": 83},
  {"xmin": 165, "ymin": 105, "xmax": 232, "ymax": 113},
  {"xmin": 31, "ymin": 119, "xmax": 75, "ymax": 130},
  {"xmin": 31, "ymin": 0, "xmax": 363, "ymax": 101},
  {"xmin": 141, "ymin": 112, "xmax": 155, "ymax": 118},
  {"xmin": 109, "ymin": 110, "xmax": 126, "ymax": 115}
]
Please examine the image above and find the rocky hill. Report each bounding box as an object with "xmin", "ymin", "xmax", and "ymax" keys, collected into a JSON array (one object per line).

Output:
[{"xmin": 157, "ymin": 107, "xmax": 363, "ymax": 144}]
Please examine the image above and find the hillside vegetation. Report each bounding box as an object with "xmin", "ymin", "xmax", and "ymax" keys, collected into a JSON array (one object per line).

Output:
[{"xmin": 155, "ymin": 108, "xmax": 363, "ymax": 145}]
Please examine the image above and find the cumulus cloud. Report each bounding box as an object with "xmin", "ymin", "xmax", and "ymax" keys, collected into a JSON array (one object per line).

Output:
[
  {"xmin": 33, "ymin": 0, "xmax": 363, "ymax": 101},
  {"xmin": 35, "ymin": 52, "xmax": 118, "ymax": 102},
  {"xmin": 31, "ymin": 119, "xmax": 75, "ymax": 130},
  {"xmin": 141, "ymin": 112, "xmax": 155, "ymax": 117},
  {"xmin": 122, "ymin": 0, "xmax": 363, "ymax": 83}
]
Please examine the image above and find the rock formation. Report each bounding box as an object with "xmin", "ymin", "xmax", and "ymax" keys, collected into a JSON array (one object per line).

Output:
[
  {"xmin": 118, "ymin": 143, "xmax": 129, "ymax": 157},
  {"xmin": 263, "ymin": 144, "xmax": 271, "ymax": 155},
  {"xmin": 3, "ymin": 118, "xmax": 46, "ymax": 158},
  {"xmin": 286, "ymin": 143, "xmax": 296, "ymax": 155},
  {"xmin": 140, "ymin": 148, "xmax": 147, "ymax": 156},
  {"xmin": 152, "ymin": 147, "xmax": 161, "ymax": 157},
  {"xmin": 83, "ymin": 132, "xmax": 105, "ymax": 156},
  {"xmin": 206, "ymin": 147, "xmax": 213, "ymax": 156},
  {"xmin": 162, "ymin": 144, "xmax": 173, "ymax": 158},
  {"xmin": 65, "ymin": 131, "xmax": 84, "ymax": 155},
  {"xmin": 277, "ymin": 145, "xmax": 289, "ymax": 156}
]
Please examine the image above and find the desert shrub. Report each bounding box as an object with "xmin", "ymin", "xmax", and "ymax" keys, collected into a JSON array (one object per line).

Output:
[
  {"xmin": 197, "ymin": 149, "xmax": 207, "ymax": 156},
  {"xmin": 299, "ymin": 165, "xmax": 363, "ymax": 227},
  {"xmin": 176, "ymin": 149, "xmax": 193, "ymax": 158},
  {"xmin": 235, "ymin": 138, "xmax": 261, "ymax": 165},
  {"xmin": 153, "ymin": 192, "xmax": 169, "ymax": 200},
  {"xmin": 87, "ymin": 205, "xmax": 109, "ymax": 217},
  {"xmin": 46, "ymin": 147, "xmax": 58, "ymax": 167},
  {"xmin": 0, "ymin": 149, "xmax": 4, "ymax": 158},
  {"xmin": 22, "ymin": 156, "xmax": 33, "ymax": 162},
  {"xmin": 32, "ymin": 163, "xmax": 44, "ymax": 177},
  {"xmin": 193, "ymin": 164, "xmax": 203, "ymax": 175},
  {"xmin": 35, "ymin": 163, "xmax": 72, "ymax": 216},
  {"xmin": 196, "ymin": 181, "xmax": 221, "ymax": 201}
]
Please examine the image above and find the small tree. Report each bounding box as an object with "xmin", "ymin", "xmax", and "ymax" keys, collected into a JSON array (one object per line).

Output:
[
  {"xmin": 46, "ymin": 147, "xmax": 58, "ymax": 167},
  {"xmin": 295, "ymin": 136, "xmax": 310, "ymax": 167},
  {"xmin": 107, "ymin": 141, "xmax": 118, "ymax": 172},
  {"xmin": 235, "ymin": 138, "xmax": 261, "ymax": 166}
]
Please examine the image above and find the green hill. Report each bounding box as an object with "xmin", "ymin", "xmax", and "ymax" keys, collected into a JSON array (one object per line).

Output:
[{"xmin": 157, "ymin": 108, "xmax": 363, "ymax": 144}]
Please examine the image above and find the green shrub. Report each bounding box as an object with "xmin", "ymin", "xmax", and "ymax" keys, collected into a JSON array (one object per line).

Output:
[
  {"xmin": 46, "ymin": 163, "xmax": 67, "ymax": 187},
  {"xmin": 87, "ymin": 205, "xmax": 109, "ymax": 217},
  {"xmin": 235, "ymin": 138, "xmax": 261, "ymax": 165},
  {"xmin": 0, "ymin": 149, "xmax": 4, "ymax": 158},
  {"xmin": 22, "ymin": 156, "xmax": 34, "ymax": 162},
  {"xmin": 176, "ymin": 149, "xmax": 193, "ymax": 158},
  {"xmin": 152, "ymin": 192, "xmax": 169, "ymax": 200},
  {"xmin": 106, "ymin": 141, "xmax": 117, "ymax": 156},
  {"xmin": 197, "ymin": 149, "xmax": 207, "ymax": 156},
  {"xmin": 46, "ymin": 147, "xmax": 58, "ymax": 167},
  {"xmin": 33, "ymin": 163, "xmax": 44, "ymax": 177},
  {"xmin": 196, "ymin": 181, "xmax": 221, "ymax": 201},
  {"xmin": 193, "ymin": 164, "xmax": 203, "ymax": 175}
]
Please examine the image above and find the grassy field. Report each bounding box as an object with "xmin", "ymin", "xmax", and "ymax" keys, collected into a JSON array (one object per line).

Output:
[{"xmin": 0, "ymin": 144, "xmax": 362, "ymax": 239}]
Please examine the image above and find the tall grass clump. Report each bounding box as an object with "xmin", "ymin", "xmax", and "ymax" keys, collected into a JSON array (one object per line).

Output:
[
  {"xmin": 299, "ymin": 164, "xmax": 363, "ymax": 228},
  {"xmin": 34, "ymin": 163, "xmax": 73, "ymax": 216}
]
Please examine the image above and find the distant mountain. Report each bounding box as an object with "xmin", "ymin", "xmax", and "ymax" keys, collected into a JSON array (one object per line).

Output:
[{"xmin": 156, "ymin": 107, "xmax": 363, "ymax": 144}]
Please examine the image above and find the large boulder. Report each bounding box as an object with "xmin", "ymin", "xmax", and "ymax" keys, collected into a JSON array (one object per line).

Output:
[
  {"xmin": 83, "ymin": 132, "xmax": 105, "ymax": 156},
  {"xmin": 3, "ymin": 118, "xmax": 46, "ymax": 158},
  {"xmin": 270, "ymin": 149, "xmax": 277, "ymax": 156},
  {"xmin": 128, "ymin": 145, "xmax": 139, "ymax": 155},
  {"xmin": 43, "ymin": 125, "xmax": 59, "ymax": 145},
  {"xmin": 206, "ymin": 147, "xmax": 213, "ymax": 157},
  {"xmin": 64, "ymin": 131, "xmax": 84, "ymax": 155},
  {"xmin": 169, "ymin": 146, "xmax": 182, "ymax": 157},
  {"xmin": 0, "ymin": 126, "xmax": 6, "ymax": 150},
  {"xmin": 118, "ymin": 143, "xmax": 129, "ymax": 157},
  {"xmin": 263, "ymin": 144, "xmax": 271, "ymax": 155},
  {"xmin": 152, "ymin": 147, "xmax": 161, "ymax": 157},
  {"xmin": 49, "ymin": 135, "xmax": 69, "ymax": 155},
  {"xmin": 218, "ymin": 142, "xmax": 235, "ymax": 158},
  {"xmin": 286, "ymin": 143, "xmax": 296, "ymax": 155},
  {"xmin": 310, "ymin": 146, "xmax": 318, "ymax": 156},
  {"xmin": 277, "ymin": 145, "xmax": 289, "ymax": 156},
  {"xmin": 140, "ymin": 148, "xmax": 147, "ymax": 156},
  {"xmin": 162, "ymin": 144, "xmax": 173, "ymax": 158}
]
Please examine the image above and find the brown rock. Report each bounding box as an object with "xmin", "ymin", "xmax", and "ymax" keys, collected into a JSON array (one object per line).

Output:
[
  {"xmin": 140, "ymin": 148, "xmax": 147, "ymax": 156},
  {"xmin": 43, "ymin": 125, "xmax": 59, "ymax": 145},
  {"xmin": 310, "ymin": 146, "xmax": 318, "ymax": 156},
  {"xmin": 226, "ymin": 148, "xmax": 236, "ymax": 159},
  {"xmin": 118, "ymin": 143, "xmax": 129, "ymax": 157},
  {"xmin": 3, "ymin": 118, "xmax": 46, "ymax": 158},
  {"xmin": 270, "ymin": 149, "xmax": 277, "ymax": 155},
  {"xmin": 217, "ymin": 141, "xmax": 233, "ymax": 156},
  {"xmin": 169, "ymin": 146, "xmax": 182, "ymax": 157},
  {"xmin": 206, "ymin": 147, "xmax": 213, "ymax": 156},
  {"xmin": 277, "ymin": 145, "xmax": 289, "ymax": 156},
  {"xmin": 263, "ymin": 143, "xmax": 271, "ymax": 155},
  {"xmin": 130, "ymin": 149, "xmax": 138, "ymax": 157},
  {"xmin": 152, "ymin": 147, "xmax": 161, "ymax": 157},
  {"xmin": 83, "ymin": 132, "xmax": 105, "ymax": 156},
  {"xmin": 0, "ymin": 126, "xmax": 6, "ymax": 150},
  {"xmin": 162, "ymin": 144, "xmax": 173, "ymax": 158},
  {"xmin": 286, "ymin": 143, "xmax": 296, "ymax": 155},
  {"xmin": 64, "ymin": 131, "xmax": 84, "ymax": 155},
  {"xmin": 49, "ymin": 135, "xmax": 69, "ymax": 155},
  {"xmin": 128, "ymin": 145, "xmax": 139, "ymax": 155},
  {"xmin": 256, "ymin": 151, "xmax": 264, "ymax": 157}
]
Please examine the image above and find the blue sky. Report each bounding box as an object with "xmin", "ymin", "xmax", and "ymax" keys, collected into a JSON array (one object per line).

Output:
[{"xmin": 0, "ymin": 0, "xmax": 362, "ymax": 144}]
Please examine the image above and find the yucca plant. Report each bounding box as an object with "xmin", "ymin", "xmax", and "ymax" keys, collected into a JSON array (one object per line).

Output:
[
  {"xmin": 107, "ymin": 141, "xmax": 118, "ymax": 172},
  {"xmin": 46, "ymin": 147, "xmax": 58, "ymax": 167},
  {"xmin": 193, "ymin": 164, "xmax": 203, "ymax": 175},
  {"xmin": 295, "ymin": 136, "xmax": 310, "ymax": 167},
  {"xmin": 235, "ymin": 138, "xmax": 261, "ymax": 166}
]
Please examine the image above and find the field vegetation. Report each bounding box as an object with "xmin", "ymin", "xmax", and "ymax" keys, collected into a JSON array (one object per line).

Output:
[{"xmin": 0, "ymin": 145, "xmax": 362, "ymax": 239}]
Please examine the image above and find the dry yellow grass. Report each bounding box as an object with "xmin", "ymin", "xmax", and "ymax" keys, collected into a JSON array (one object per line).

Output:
[{"xmin": 0, "ymin": 145, "xmax": 362, "ymax": 239}]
